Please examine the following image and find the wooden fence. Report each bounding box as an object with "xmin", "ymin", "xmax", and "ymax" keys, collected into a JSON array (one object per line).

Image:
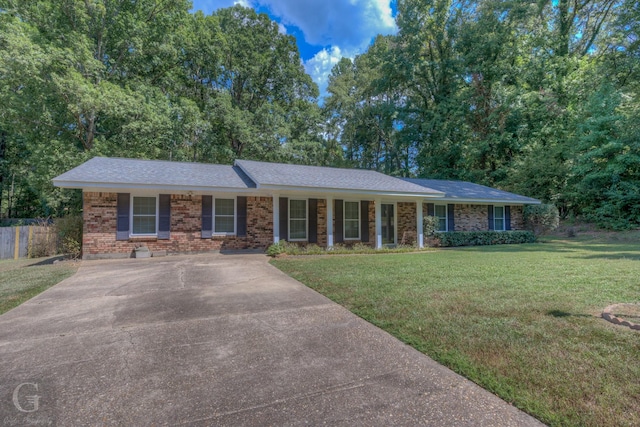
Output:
[{"xmin": 0, "ymin": 226, "xmax": 58, "ymax": 260}]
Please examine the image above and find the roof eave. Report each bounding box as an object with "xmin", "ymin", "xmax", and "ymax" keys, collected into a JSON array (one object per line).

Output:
[
  {"xmin": 429, "ymin": 197, "xmax": 541, "ymax": 205},
  {"xmin": 52, "ymin": 180, "xmax": 253, "ymax": 193},
  {"xmin": 258, "ymin": 184, "xmax": 444, "ymax": 198}
]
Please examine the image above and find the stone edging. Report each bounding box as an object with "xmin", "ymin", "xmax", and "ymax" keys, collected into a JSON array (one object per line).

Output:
[{"xmin": 602, "ymin": 304, "xmax": 640, "ymax": 330}]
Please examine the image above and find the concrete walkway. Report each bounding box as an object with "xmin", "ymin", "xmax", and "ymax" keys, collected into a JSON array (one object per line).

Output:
[{"xmin": 0, "ymin": 253, "xmax": 544, "ymax": 426}]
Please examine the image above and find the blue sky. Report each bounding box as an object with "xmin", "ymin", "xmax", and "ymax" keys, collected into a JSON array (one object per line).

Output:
[{"xmin": 190, "ymin": 0, "xmax": 398, "ymax": 99}]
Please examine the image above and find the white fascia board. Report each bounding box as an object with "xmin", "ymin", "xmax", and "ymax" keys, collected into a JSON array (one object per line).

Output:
[
  {"xmin": 258, "ymin": 184, "xmax": 445, "ymax": 199},
  {"xmin": 428, "ymin": 197, "xmax": 541, "ymax": 205},
  {"xmin": 233, "ymin": 161, "xmax": 261, "ymax": 189},
  {"xmin": 53, "ymin": 181, "xmax": 255, "ymax": 194}
]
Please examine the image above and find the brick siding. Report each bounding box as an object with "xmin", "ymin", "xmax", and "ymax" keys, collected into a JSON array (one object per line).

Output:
[
  {"xmin": 425, "ymin": 203, "xmax": 525, "ymax": 232},
  {"xmin": 83, "ymin": 192, "xmax": 272, "ymax": 258},
  {"xmin": 82, "ymin": 192, "xmax": 527, "ymax": 257},
  {"xmin": 398, "ymin": 202, "xmax": 417, "ymax": 245}
]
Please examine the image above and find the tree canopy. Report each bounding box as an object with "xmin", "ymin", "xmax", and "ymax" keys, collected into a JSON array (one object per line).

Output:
[
  {"xmin": 1, "ymin": 0, "xmax": 638, "ymax": 229},
  {"xmin": 323, "ymin": 0, "xmax": 640, "ymax": 229}
]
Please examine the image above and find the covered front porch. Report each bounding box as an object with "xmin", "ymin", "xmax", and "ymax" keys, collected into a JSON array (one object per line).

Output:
[{"xmin": 270, "ymin": 194, "xmax": 427, "ymax": 249}]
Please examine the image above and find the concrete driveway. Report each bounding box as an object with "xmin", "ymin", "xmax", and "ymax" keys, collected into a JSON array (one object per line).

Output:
[{"xmin": 0, "ymin": 253, "xmax": 544, "ymax": 426}]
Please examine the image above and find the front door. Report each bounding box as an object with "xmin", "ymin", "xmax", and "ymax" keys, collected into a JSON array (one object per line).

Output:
[{"xmin": 381, "ymin": 203, "xmax": 395, "ymax": 245}]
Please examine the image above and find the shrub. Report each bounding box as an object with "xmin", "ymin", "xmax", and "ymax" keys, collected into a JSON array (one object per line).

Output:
[
  {"xmin": 437, "ymin": 231, "xmax": 536, "ymax": 247},
  {"xmin": 524, "ymin": 204, "xmax": 560, "ymax": 235},
  {"xmin": 267, "ymin": 241, "xmax": 287, "ymax": 257},
  {"xmin": 423, "ymin": 215, "xmax": 438, "ymax": 236},
  {"xmin": 55, "ymin": 214, "xmax": 83, "ymax": 258}
]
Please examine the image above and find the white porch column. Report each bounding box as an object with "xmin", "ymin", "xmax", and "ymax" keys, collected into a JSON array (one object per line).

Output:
[
  {"xmin": 416, "ymin": 200, "xmax": 424, "ymax": 248},
  {"xmin": 326, "ymin": 196, "xmax": 334, "ymax": 247},
  {"xmin": 375, "ymin": 198, "xmax": 382, "ymax": 249},
  {"xmin": 272, "ymin": 194, "xmax": 280, "ymax": 243}
]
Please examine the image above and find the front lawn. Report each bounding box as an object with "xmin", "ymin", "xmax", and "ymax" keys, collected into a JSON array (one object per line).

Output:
[
  {"xmin": 272, "ymin": 234, "xmax": 640, "ymax": 427},
  {"xmin": 0, "ymin": 256, "xmax": 78, "ymax": 315}
]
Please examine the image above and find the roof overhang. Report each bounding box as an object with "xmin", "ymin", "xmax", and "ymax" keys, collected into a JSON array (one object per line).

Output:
[
  {"xmin": 427, "ymin": 197, "xmax": 541, "ymax": 205},
  {"xmin": 53, "ymin": 180, "xmax": 254, "ymax": 193},
  {"xmin": 258, "ymin": 184, "xmax": 444, "ymax": 199}
]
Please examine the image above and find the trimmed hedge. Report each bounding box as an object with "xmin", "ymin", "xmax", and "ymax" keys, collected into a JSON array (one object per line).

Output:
[{"xmin": 436, "ymin": 231, "xmax": 536, "ymax": 247}]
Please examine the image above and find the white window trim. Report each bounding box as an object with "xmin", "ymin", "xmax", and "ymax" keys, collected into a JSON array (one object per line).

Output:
[
  {"xmin": 494, "ymin": 206, "xmax": 506, "ymax": 231},
  {"xmin": 434, "ymin": 204, "xmax": 448, "ymax": 233},
  {"xmin": 130, "ymin": 194, "xmax": 159, "ymax": 237},
  {"xmin": 288, "ymin": 198, "xmax": 308, "ymax": 242},
  {"xmin": 343, "ymin": 200, "xmax": 361, "ymax": 240},
  {"xmin": 213, "ymin": 197, "xmax": 237, "ymax": 236}
]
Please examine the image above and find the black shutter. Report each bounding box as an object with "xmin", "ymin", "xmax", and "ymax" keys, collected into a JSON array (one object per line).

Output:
[
  {"xmin": 488, "ymin": 205, "xmax": 494, "ymax": 230},
  {"xmin": 427, "ymin": 203, "xmax": 435, "ymax": 217},
  {"xmin": 201, "ymin": 195, "xmax": 212, "ymax": 238},
  {"xmin": 237, "ymin": 196, "xmax": 247, "ymax": 237},
  {"xmin": 447, "ymin": 204, "xmax": 455, "ymax": 232},
  {"xmin": 360, "ymin": 201, "xmax": 369, "ymax": 242},
  {"xmin": 158, "ymin": 194, "xmax": 171, "ymax": 240},
  {"xmin": 505, "ymin": 206, "xmax": 512, "ymax": 230},
  {"xmin": 308, "ymin": 199, "xmax": 318, "ymax": 243},
  {"xmin": 335, "ymin": 200, "xmax": 344, "ymax": 243},
  {"xmin": 116, "ymin": 193, "xmax": 130, "ymax": 241},
  {"xmin": 279, "ymin": 197, "xmax": 288, "ymax": 241}
]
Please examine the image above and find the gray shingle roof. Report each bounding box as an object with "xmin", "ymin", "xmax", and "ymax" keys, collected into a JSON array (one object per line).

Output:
[
  {"xmin": 53, "ymin": 157, "xmax": 255, "ymax": 189},
  {"xmin": 235, "ymin": 159, "xmax": 442, "ymax": 195},
  {"xmin": 403, "ymin": 178, "xmax": 540, "ymax": 204},
  {"xmin": 53, "ymin": 157, "xmax": 537, "ymax": 203}
]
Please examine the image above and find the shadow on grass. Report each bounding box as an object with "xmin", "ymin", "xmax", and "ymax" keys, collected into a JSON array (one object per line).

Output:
[
  {"xmin": 547, "ymin": 309, "xmax": 594, "ymax": 319},
  {"xmin": 27, "ymin": 255, "xmax": 65, "ymax": 267},
  {"xmin": 457, "ymin": 243, "xmax": 575, "ymax": 254},
  {"xmin": 575, "ymin": 253, "xmax": 640, "ymax": 261}
]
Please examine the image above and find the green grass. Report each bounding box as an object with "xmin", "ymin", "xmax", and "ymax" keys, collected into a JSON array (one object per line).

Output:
[
  {"xmin": 0, "ymin": 256, "xmax": 78, "ymax": 315},
  {"xmin": 272, "ymin": 233, "xmax": 640, "ymax": 427}
]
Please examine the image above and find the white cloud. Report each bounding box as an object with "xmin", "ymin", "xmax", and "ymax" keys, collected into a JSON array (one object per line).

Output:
[
  {"xmin": 257, "ymin": 0, "xmax": 397, "ymax": 50},
  {"xmin": 304, "ymin": 46, "xmax": 353, "ymax": 101}
]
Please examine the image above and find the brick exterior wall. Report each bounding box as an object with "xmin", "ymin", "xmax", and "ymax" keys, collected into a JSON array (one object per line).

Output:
[
  {"xmin": 398, "ymin": 202, "xmax": 417, "ymax": 245},
  {"xmin": 510, "ymin": 205, "xmax": 524, "ymax": 230},
  {"xmin": 452, "ymin": 204, "xmax": 488, "ymax": 231},
  {"xmin": 424, "ymin": 203, "xmax": 525, "ymax": 232},
  {"xmin": 82, "ymin": 192, "xmax": 527, "ymax": 257},
  {"xmin": 83, "ymin": 192, "xmax": 273, "ymax": 258}
]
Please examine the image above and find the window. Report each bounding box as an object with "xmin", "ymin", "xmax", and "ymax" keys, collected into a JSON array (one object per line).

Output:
[
  {"xmin": 434, "ymin": 205, "xmax": 447, "ymax": 232},
  {"xmin": 214, "ymin": 198, "xmax": 235, "ymax": 234},
  {"xmin": 494, "ymin": 206, "xmax": 505, "ymax": 231},
  {"xmin": 344, "ymin": 201, "xmax": 360, "ymax": 240},
  {"xmin": 132, "ymin": 196, "xmax": 157, "ymax": 235},
  {"xmin": 289, "ymin": 199, "xmax": 307, "ymax": 240}
]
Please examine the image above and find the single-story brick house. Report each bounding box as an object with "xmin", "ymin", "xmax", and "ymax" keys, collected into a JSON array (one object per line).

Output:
[{"xmin": 53, "ymin": 157, "xmax": 540, "ymax": 259}]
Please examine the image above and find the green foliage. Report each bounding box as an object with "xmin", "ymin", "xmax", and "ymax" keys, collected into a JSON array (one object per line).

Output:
[
  {"xmin": 55, "ymin": 214, "xmax": 83, "ymax": 258},
  {"xmin": 422, "ymin": 216, "xmax": 438, "ymax": 237},
  {"xmin": 323, "ymin": 0, "xmax": 637, "ymax": 226},
  {"xmin": 569, "ymin": 83, "xmax": 640, "ymax": 230},
  {"xmin": 266, "ymin": 241, "xmax": 288, "ymax": 257},
  {"xmin": 0, "ymin": 2, "xmax": 323, "ymax": 218},
  {"xmin": 266, "ymin": 240, "xmax": 426, "ymax": 257},
  {"xmin": 523, "ymin": 204, "xmax": 560, "ymax": 235},
  {"xmin": 1, "ymin": 0, "xmax": 638, "ymax": 229},
  {"xmin": 436, "ymin": 231, "xmax": 536, "ymax": 247}
]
